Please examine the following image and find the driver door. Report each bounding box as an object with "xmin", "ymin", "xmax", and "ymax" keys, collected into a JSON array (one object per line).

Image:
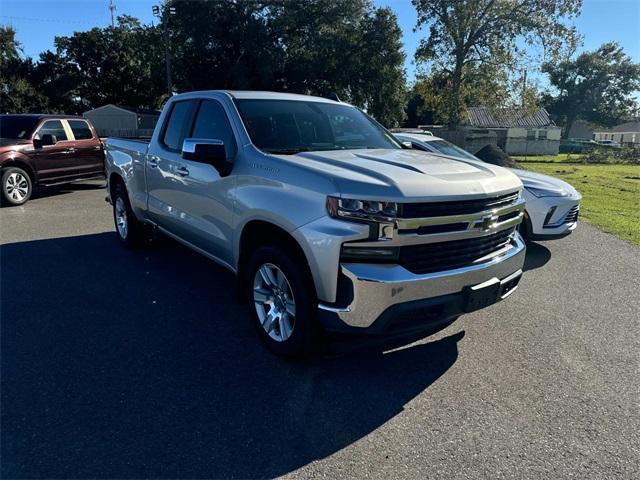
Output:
[
  {"xmin": 32, "ymin": 119, "xmax": 78, "ymax": 184},
  {"xmin": 146, "ymin": 98, "xmax": 237, "ymax": 266}
]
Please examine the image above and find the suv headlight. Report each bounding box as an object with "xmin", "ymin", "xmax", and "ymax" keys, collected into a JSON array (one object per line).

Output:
[
  {"xmin": 525, "ymin": 186, "xmax": 569, "ymax": 198},
  {"xmin": 326, "ymin": 196, "xmax": 398, "ymax": 222}
]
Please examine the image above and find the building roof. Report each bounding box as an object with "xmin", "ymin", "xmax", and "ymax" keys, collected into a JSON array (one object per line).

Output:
[
  {"xmin": 609, "ymin": 121, "xmax": 640, "ymax": 133},
  {"xmin": 84, "ymin": 104, "xmax": 160, "ymax": 116},
  {"xmin": 466, "ymin": 106, "xmax": 555, "ymax": 129}
]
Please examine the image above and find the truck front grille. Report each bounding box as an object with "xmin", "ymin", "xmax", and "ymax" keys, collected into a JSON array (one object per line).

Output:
[
  {"xmin": 398, "ymin": 228, "xmax": 516, "ymax": 275},
  {"xmin": 400, "ymin": 192, "xmax": 519, "ymax": 218}
]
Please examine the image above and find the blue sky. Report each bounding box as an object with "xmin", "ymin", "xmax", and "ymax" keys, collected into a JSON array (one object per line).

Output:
[{"xmin": 2, "ymin": 0, "xmax": 638, "ymax": 84}]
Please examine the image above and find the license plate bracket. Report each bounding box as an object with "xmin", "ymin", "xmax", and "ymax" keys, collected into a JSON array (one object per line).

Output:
[{"xmin": 463, "ymin": 279, "xmax": 501, "ymax": 313}]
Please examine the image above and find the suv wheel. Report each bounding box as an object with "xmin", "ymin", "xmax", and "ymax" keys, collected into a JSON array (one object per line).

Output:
[
  {"xmin": 112, "ymin": 182, "xmax": 149, "ymax": 247},
  {"xmin": 247, "ymin": 245, "xmax": 319, "ymax": 357},
  {"xmin": 1, "ymin": 167, "xmax": 32, "ymax": 206}
]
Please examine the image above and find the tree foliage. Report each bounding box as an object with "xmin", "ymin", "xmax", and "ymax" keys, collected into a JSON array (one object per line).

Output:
[
  {"xmin": 0, "ymin": 27, "xmax": 48, "ymax": 113},
  {"xmin": 542, "ymin": 42, "xmax": 640, "ymax": 137},
  {"xmin": 412, "ymin": 0, "xmax": 582, "ymax": 127},
  {"xmin": 2, "ymin": 1, "xmax": 406, "ymax": 126}
]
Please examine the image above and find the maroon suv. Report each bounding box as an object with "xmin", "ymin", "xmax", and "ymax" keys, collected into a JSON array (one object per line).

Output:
[{"xmin": 0, "ymin": 114, "xmax": 105, "ymax": 206}]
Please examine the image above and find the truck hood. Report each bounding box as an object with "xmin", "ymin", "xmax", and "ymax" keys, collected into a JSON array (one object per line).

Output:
[
  {"xmin": 0, "ymin": 138, "xmax": 31, "ymax": 151},
  {"xmin": 285, "ymin": 149, "xmax": 522, "ymax": 201}
]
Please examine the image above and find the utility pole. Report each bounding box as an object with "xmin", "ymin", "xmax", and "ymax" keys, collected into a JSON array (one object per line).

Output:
[
  {"xmin": 109, "ymin": 0, "xmax": 116, "ymax": 28},
  {"xmin": 521, "ymin": 69, "xmax": 527, "ymax": 108},
  {"xmin": 153, "ymin": 3, "xmax": 176, "ymax": 98}
]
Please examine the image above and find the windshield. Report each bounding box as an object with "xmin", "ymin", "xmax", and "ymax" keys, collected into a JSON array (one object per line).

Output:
[
  {"xmin": 0, "ymin": 115, "xmax": 40, "ymax": 140},
  {"xmin": 234, "ymin": 99, "xmax": 401, "ymax": 154},
  {"xmin": 427, "ymin": 139, "xmax": 479, "ymax": 161}
]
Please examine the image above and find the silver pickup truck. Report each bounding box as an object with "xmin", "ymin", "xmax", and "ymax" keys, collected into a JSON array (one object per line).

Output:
[{"xmin": 105, "ymin": 91, "xmax": 526, "ymax": 356}]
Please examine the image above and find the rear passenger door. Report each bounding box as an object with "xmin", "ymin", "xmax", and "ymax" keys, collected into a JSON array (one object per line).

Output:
[
  {"xmin": 32, "ymin": 119, "xmax": 77, "ymax": 183},
  {"xmin": 67, "ymin": 119, "xmax": 104, "ymax": 177}
]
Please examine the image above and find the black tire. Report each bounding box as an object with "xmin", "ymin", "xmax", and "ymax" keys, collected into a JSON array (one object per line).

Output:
[
  {"xmin": 247, "ymin": 244, "xmax": 320, "ymax": 357},
  {"xmin": 1, "ymin": 167, "xmax": 33, "ymax": 206},
  {"xmin": 518, "ymin": 211, "xmax": 533, "ymax": 241},
  {"xmin": 112, "ymin": 182, "xmax": 149, "ymax": 247}
]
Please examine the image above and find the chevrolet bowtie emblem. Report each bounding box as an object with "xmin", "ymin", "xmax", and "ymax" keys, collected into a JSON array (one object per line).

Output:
[{"xmin": 479, "ymin": 214, "xmax": 498, "ymax": 231}]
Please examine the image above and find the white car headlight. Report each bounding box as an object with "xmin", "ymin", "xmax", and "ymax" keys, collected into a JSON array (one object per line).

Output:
[{"xmin": 524, "ymin": 186, "xmax": 570, "ymax": 198}]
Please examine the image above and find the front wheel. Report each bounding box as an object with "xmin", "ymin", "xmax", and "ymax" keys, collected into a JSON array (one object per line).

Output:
[
  {"xmin": 1, "ymin": 167, "xmax": 32, "ymax": 206},
  {"xmin": 247, "ymin": 245, "xmax": 320, "ymax": 357}
]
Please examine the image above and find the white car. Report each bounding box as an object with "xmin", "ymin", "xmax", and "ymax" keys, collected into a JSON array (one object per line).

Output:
[{"xmin": 395, "ymin": 133, "xmax": 582, "ymax": 240}]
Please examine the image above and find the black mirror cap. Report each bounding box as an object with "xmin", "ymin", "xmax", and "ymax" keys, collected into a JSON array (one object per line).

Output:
[{"xmin": 181, "ymin": 138, "xmax": 232, "ymax": 176}]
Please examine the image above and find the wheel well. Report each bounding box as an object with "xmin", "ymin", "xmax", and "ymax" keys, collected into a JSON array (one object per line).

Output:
[
  {"xmin": 109, "ymin": 172, "xmax": 125, "ymax": 199},
  {"xmin": 1, "ymin": 160, "xmax": 36, "ymax": 185},
  {"xmin": 237, "ymin": 220, "xmax": 314, "ymax": 301}
]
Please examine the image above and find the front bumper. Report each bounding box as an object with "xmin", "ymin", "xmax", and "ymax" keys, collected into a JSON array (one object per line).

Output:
[{"xmin": 318, "ymin": 232, "xmax": 526, "ymax": 333}]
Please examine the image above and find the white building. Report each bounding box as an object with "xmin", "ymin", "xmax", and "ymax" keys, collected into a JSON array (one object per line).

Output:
[
  {"xmin": 593, "ymin": 121, "xmax": 640, "ymax": 147},
  {"xmin": 83, "ymin": 104, "xmax": 160, "ymax": 138},
  {"xmin": 463, "ymin": 107, "xmax": 562, "ymax": 155}
]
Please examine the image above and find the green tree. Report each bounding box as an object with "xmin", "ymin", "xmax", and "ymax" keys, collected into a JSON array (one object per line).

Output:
[
  {"xmin": 166, "ymin": 0, "xmax": 406, "ymax": 125},
  {"xmin": 0, "ymin": 26, "xmax": 48, "ymax": 113},
  {"xmin": 542, "ymin": 42, "xmax": 640, "ymax": 137},
  {"xmin": 412, "ymin": 0, "xmax": 582, "ymax": 128},
  {"xmin": 35, "ymin": 15, "xmax": 165, "ymax": 112}
]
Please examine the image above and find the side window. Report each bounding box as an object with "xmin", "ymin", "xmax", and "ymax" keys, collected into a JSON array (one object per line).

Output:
[
  {"xmin": 191, "ymin": 100, "xmax": 237, "ymax": 158},
  {"xmin": 35, "ymin": 120, "xmax": 68, "ymax": 142},
  {"xmin": 68, "ymin": 120, "xmax": 94, "ymax": 140},
  {"xmin": 162, "ymin": 100, "xmax": 197, "ymax": 151}
]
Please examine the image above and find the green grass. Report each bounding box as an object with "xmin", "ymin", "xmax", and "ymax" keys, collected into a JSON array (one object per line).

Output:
[
  {"xmin": 512, "ymin": 154, "xmax": 585, "ymax": 163},
  {"xmin": 522, "ymin": 162, "xmax": 640, "ymax": 245}
]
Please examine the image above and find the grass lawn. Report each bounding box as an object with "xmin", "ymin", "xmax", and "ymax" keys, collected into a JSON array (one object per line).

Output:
[
  {"xmin": 513, "ymin": 154, "xmax": 586, "ymax": 163},
  {"xmin": 521, "ymin": 162, "xmax": 640, "ymax": 245}
]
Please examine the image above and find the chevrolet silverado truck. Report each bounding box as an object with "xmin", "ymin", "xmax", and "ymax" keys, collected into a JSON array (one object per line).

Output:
[
  {"xmin": 105, "ymin": 91, "xmax": 526, "ymax": 356},
  {"xmin": 0, "ymin": 114, "xmax": 104, "ymax": 206}
]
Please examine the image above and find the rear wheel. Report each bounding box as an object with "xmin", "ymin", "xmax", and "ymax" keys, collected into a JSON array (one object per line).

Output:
[
  {"xmin": 247, "ymin": 245, "xmax": 320, "ymax": 357},
  {"xmin": 112, "ymin": 182, "xmax": 149, "ymax": 247},
  {"xmin": 1, "ymin": 167, "xmax": 32, "ymax": 206}
]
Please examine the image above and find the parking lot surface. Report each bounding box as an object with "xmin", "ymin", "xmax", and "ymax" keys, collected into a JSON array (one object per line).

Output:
[{"xmin": 1, "ymin": 182, "xmax": 639, "ymax": 479}]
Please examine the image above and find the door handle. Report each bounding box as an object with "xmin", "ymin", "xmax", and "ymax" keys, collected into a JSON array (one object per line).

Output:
[
  {"xmin": 175, "ymin": 166, "xmax": 190, "ymax": 176},
  {"xmin": 147, "ymin": 156, "xmax": 159, "ymax": 168},
  {"xmin": 67, "ymin": 147, "xmax": 76, "ymax": 154}
]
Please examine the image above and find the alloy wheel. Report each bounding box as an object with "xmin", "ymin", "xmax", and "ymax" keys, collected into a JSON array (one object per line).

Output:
[
  {"xmin": 5, "ymin": 173, "xmax": 29, "ymax": 202},
  {"xmin": 115, "ymin": 196, "xmax": 128, "ymax": 239},
  {"xmin": 253, "ymin": 263, "xmax": 296, "ymax": 342}
]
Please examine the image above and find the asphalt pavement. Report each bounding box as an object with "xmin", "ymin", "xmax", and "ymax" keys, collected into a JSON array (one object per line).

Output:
[{"xmin": 1, "ymin": 181, "xmax": 639, "ymax": 479}]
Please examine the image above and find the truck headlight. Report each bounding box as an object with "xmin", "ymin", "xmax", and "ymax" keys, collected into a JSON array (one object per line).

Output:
[{"xmin": 326, "ymin": 196, "xmax": 398, "ymax": 222}]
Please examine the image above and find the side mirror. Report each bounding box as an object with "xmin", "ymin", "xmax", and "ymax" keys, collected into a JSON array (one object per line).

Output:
[
  {"xmin": 34, "ymin": 134, "xmax": 57, "ymax": 148},
  {"xmin": 181, "ymin": 138, "xmax": 232, "ymax": 177},
  {"xmin": 401, "ymin": 141, "xmax": 413, "ymax": 149}
]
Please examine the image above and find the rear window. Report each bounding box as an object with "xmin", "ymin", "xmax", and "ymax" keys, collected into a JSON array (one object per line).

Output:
[{"xmin": 68, "ymin": 120, "xmax": 94, "ymax": 140}]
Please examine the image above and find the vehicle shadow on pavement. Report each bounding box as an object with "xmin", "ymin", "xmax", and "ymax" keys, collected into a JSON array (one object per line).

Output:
[
  {"xmin": 523, "ymin": 241, "xmax": 551, "ymax": 271},
  {"xmin": 1, "ymin": 232, "xmax": 463, "ymax": 479},
  {"xmin": 31, "ymin": 180, "xmax": 106, "ymax": 200}
]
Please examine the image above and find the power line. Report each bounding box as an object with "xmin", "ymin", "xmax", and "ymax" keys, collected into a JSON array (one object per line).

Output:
[{"xmin": 0, "ymin": 15, "xmax": 97, "ymax": 25}]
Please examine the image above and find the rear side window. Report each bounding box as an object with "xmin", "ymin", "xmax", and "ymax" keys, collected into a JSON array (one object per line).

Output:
[
  {"xmin": 35, "ymin": 120, "xmax": 68, "ymax": 142},
  {"xmin": 191, "ymin": 100, "xmax": 237, "ymax": 158},
  {"xmin": 68, "ymin": 120, "xmax": 93, "ymax": 140},
  {"xmin": 162, "ymin": 100, "xmax": 197, "ymax": 151}
]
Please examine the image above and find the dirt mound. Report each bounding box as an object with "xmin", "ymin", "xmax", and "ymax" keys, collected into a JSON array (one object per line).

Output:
[{"xmin": 475, "ymin": 144, "xmax": 520, "ymax": 168}]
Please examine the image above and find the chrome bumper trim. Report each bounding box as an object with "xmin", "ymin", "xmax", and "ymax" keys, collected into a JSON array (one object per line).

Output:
[{"xmin": 318, "ymin": 232, "xmax": 526, "ymax": 329}]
